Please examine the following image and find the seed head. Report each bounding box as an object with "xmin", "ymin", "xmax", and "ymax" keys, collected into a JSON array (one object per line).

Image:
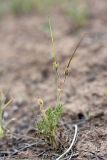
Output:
[
  {"xmin": 37, "ymin": 98, "xmax": 44, "ymax": 106},
  {"xmin": 53, "ymin": 61, "xmax": 59, "ymax": 71},
  {"xmin": 64, "ymin": 68, "xmax": 69, "ymax": 76},
  {"xmin": 57, "ymin": 88, "xmax": 63, "ymax": 94}
]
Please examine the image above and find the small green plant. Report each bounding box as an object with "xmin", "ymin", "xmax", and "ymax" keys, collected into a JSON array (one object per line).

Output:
[
  {"xmin": 0, "ymin": 91, "xmax": 13, "ymax": 139},
  {"xmin": 37, "ymin": 99, "xmax": 63, "ymax": 149},
  {"xmin": 36, "ymin": 20, "xmax": 82, "ymax": 149},
  {"xmin": 66, "ymin": 0, "xmax": 88, "ymax": 29},
  {"xmin": 10, "ymin": 0, "xmax": 37, "ymax": 15},
  {"xmin": 10, "ymin": 0, "xmax": 58, "ymax": 15},
  {"xmin": 36, "ymin": 20, "xmax": 64, "ymax": 149},
  {"xmin": 0, "ymin": 0, "xmax": 61, "ymax": 17}
]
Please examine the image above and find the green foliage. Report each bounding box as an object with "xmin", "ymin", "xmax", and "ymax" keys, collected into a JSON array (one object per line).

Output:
[
  {"xmin": 36, "ymin": 21, "xmax": 64, "ymax": 149},
  {"xmin": 0, "ymin": 1, "xmax": 9, "ymax": 18},
  {"xmin": 0, "ymin": 93, "xmax": 6, "ymax": 138},
  {"xmin": 0, "ymin": 92, "xmax": 12, "ymax": 139},
  {"xmin": 66, "ymin": 0, "xmax": 88, "ymax": 29},
  {"xmin": 37, "ymin": 104, "xmax": 63, "ymax": 135},
  {"xmin": 37, "ymin": 104, "xmax": 63, "ymax": 149},
  {"xmin": 0, "ymin": 126, "xmax": 4, "ymax": 138},
  {"xmin": 10, "ymin": 0, "xmax": 58, "ymax": 15},
  {"xmin": 10, "ymin": 0, "xmax": 37, "ymax": 15},
  {"xmin": 36, "ymin": 19, "xmax": 79, "ymax": 149}
]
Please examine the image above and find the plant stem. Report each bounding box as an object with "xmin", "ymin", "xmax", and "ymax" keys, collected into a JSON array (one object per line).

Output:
[{"xmin": 49, "ymin": 134, "xmax": 58, "ymax": 150}]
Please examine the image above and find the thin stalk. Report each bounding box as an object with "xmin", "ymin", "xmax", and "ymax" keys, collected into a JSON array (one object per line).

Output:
[
  {"xmin": 49, "ymin": 19, "xmax": 60, "ymax": 105},
  {"xmin": 56, "ymin": 71, "xmax": 60, "ymax": 105},
  {"xmin": 64, "ymin": 33, "xmax": 86, "ymax": 82},
  {"xmin": 0, "ymin": 106, "xmax": 4, "ymax": 138},
  {"xmin": 3, "ymin": 98, "xmax": 13, "ymax": 109},
  {"xmin": 49, "ymin": 18, "xmax": 57, "ymax": 64}
]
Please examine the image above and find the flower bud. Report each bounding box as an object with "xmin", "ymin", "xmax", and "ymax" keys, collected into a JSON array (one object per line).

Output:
[
  {"xmin": 64, "ymin": 68, "xmax": 69, "ymax": 76},
  {"xmin": 37, "ymin": 98, "xmax": 44, "ymax": 106},
  {"xmin": 53, "ymin": 61, "xmax": 59, "ymax": 71}
]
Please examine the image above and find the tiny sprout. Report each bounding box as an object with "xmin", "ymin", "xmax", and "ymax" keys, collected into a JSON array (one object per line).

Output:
[
  {"xmin": 0, "ymin": 92, "xmax": 13, "ymax": 139},
  {"xmin": 36, "ymin": 21, "xmax": 85, "ymax": 150},
  {"xmin": 0, "ymin": 126, "xmax": 4, "ymax": 138}
]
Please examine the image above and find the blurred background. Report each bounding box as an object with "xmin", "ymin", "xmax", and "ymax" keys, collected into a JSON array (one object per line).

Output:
[
  {"xmin": 0, "ymin": 1, "xmax": 107, "ymax": 159},
  {"xmin": 0, "ymin": 0, "xmax": 106, "ymax": 123}
]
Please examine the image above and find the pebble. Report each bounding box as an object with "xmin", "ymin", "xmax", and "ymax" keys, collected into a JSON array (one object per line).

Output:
[{"xmin": 13, "ymin": 105, "xmax": 19, "ymax": 112}]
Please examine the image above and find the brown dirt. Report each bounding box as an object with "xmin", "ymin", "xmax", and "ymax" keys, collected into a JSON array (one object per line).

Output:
[{"xmin": 0, "ymin": 0, "xmax": 107, "ymax": 159}]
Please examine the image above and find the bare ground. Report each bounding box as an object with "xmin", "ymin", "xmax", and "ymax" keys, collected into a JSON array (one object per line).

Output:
[{"xmin": 0, "ymin": 0, "xmax": 107, "ymax": 159}]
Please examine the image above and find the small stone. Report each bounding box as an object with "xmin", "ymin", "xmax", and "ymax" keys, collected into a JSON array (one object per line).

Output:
[{"xmin": 13, "ymin": 105, "xmax": 19, "ymax": 112}]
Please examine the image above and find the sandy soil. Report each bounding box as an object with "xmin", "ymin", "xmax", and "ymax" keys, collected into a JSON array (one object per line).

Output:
[{"xmin": 0, "ymin": 0, "xmax": 107, "ymax": 159}]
